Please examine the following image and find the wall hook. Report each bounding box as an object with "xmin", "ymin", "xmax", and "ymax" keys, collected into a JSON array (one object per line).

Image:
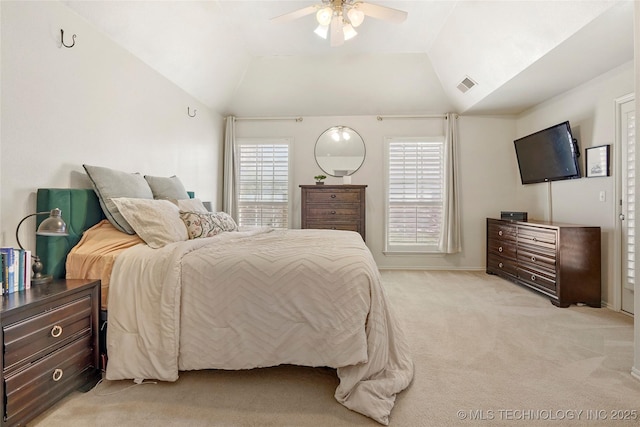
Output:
[
  {"xmin": 61, "ymin": 29, "xmax": 76, "ymax": 48},
  {"xmin": 188, "ymin": 107, "xmax": 197, "ymax": 118}
]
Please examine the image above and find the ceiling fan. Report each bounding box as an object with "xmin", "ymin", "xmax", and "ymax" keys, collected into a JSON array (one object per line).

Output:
[{"xmin": 271, "ymin": 0, "xmax": 408, "ymax": 47}]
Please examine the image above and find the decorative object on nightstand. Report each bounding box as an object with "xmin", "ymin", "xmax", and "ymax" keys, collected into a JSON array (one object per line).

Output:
[{"xmin": 15, "ymin": 208, "xmax": 69, "ymax": 285}]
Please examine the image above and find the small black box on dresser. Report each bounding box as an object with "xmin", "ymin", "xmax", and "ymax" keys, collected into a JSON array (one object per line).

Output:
[{"xmin": 500, "ymin": 211, "xmax": 528, "ymax": 221}]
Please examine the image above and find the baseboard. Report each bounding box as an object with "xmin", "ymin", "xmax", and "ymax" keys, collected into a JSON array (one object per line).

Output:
[{"xmin": 377, "ymin": 266, "xmax": 486, "ymax": 271}]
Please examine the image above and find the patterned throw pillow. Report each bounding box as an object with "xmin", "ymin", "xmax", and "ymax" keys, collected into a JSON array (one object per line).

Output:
[
  {"xmin": 213, "ymin": 211, "xmax": 238, "ymax": 232},
  {"xmin": 179, "ymin": 211, "xmax": 239, "ymax": 239}
]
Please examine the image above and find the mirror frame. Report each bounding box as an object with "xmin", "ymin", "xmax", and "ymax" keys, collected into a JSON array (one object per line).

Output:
[{"xmin": 314, "ymin": 126, "xmax": 366, "ymax": 177}]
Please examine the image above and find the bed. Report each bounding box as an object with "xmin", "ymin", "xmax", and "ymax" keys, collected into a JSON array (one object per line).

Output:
[{"xmin": 35, "ymin": 187, "xmax": 414, "ymax": 425}]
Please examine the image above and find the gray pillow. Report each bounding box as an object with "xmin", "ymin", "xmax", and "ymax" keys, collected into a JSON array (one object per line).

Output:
[
  {"xmin": 83, "ymin": 164, "xmax": 153, "ymax": 234},
  {"xmin": 144, "ymin": 175, "xmax": 189, "ymax": 200}
]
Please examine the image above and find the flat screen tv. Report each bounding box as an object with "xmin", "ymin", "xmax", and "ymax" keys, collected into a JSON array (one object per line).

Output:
[{"xmin": 514, "ymin": 121, "xmax": 581, "ymax": 184}]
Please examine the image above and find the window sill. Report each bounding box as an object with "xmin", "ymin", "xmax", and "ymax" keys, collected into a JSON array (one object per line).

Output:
[{"xmin": 383, "ymin": 251, "xmax": 445, "ymax": 256}]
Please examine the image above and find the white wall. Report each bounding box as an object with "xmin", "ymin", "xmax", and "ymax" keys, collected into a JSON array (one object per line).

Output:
[
  {"xmin": 0, "ymin": 1, "xmax": 223, "ymax": 251},
  {"xmin": 516, "ymin": 60, "xmax": 634, "ymax": 307},
  {"xmin": 235, "ymin": 115, "xmax": 518, "ymax": 269}
]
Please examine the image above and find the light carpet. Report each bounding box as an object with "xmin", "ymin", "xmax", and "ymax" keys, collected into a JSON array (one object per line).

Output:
[{"xmin": 32, "ymin": 270, "xmax": 640, "ymax": 426}]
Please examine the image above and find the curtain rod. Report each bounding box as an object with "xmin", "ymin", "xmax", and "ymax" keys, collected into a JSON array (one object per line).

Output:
[
  {"xmin": 233, "ymin": 116, "xmax": 303, "ymax": 122},
  {"xmin": 376, "ymin": 114, "xmax": 447, "ymax": 121}
]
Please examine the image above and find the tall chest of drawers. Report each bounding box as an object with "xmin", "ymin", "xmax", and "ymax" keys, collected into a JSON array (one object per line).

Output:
[
  {"xmin": 486, "ymin": 218, "xmax": 601, "ymax": 308},
  {"xmin": 300, "ymin": 185, "xmax": 367, "ymax": 241},
  {"xmin": 1, "ymin": 279, "xmax": 101, "ymax": 426}
]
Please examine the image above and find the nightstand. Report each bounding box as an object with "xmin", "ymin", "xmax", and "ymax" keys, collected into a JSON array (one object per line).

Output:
[{"xmin": 0, "ymin": 279, "xmax": 101, "ymax": 426}]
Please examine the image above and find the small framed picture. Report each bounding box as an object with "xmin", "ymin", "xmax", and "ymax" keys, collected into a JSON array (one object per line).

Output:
[{"xmin": 585, "ymin": 145, "xmax": 610, "ymax": 178}]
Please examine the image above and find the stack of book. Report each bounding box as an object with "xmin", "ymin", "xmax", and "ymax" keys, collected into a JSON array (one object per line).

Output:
[{"xmin": 0, "ymin": 248, "xmax": 32, "ymax": 295}]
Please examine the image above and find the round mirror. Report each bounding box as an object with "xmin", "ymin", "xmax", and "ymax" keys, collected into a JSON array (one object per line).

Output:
[{"xmin": 314, "ymin": 126, "xmax": 366, "ymax": 177}]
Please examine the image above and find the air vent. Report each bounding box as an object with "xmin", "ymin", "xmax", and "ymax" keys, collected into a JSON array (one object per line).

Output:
[{"xmin": 457, "ymin": 76, "xmax": 477, "ymax": 93}]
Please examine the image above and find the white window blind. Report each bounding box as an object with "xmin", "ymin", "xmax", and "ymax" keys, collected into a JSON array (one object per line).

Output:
[
  {"xmin": 624, "ymin": 110, "xmax": 636, "ymax": 291},
  {"xmin": 237, "ymin": 139, "xmax": 290, "ymax": 229},
  {"xmin": 385, "ymin": 138, "xmax": 445, "ymax": 253}
]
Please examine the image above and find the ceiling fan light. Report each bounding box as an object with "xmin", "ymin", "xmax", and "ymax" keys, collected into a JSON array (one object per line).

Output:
[
  {"xmin": 343, "ymin": 24, "xmax": 357, "ymax": 41},
  {"xmin": 347, "ymin": 8, "xmax": 365, "ymax": 27},
  {"xmin": 331, "ymin": 131, "xmax": 341, "ymax": 142},
  {"xmin": 342, "ymin": 131, "xmax": 351, "ymax": 140},
  {"xmin": 316, "ymin": 7, "xmax": 333, "ymax": 26},
  {"xmin": 314, "ymin": 24, "xmax": 329, "ymax": 39}
]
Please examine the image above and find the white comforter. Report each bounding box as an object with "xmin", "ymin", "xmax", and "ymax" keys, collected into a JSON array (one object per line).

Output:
[{"xmin": 106, "ymin": 228, "xmax": 413, "ymax": 424}]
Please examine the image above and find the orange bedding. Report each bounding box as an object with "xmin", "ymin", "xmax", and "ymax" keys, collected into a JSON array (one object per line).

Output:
[{"xmin": 66, "ymin": 220, "xmax": 144, "ymax": 310}]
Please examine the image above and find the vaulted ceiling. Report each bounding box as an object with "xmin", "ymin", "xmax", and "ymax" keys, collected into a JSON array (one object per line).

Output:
[{"xmin": 63, "ymin": 0, "xmax": 634, "ymax": 117}]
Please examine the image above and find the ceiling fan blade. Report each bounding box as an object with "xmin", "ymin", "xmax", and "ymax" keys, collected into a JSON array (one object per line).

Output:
[
  {"xmin": 271, "ymin": 5, "xmax": 317, "ymax": 23},
  {"xmin": 358, "ymin": 2, "xmax": 407, "ymax": 23},
  {"xmin": 330, "ymin": 15, "xmax": 345, "ymax": 47}
]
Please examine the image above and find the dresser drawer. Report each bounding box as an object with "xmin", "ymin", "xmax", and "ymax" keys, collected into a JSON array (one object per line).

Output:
[
  {"xmin": 487, "ymin": 255, "xmax": 517, "ymax": 277},
  {"xmin": 306, "ymin": 222, "xmax": 360, "ymax": 233},
  {"xmin": 487, "ymin": 221, "xmax": 517, "ymax": 242},
  {"xmin": 518, "ymin": 226, "xmax": 557, "ymax": 249},
  {"xmin": 307, "ymin": 206, "xmax": 360, "ymax": 218},
  {"xmin": 3, "ymin": 295, "xmax": 92, "ymax": 370},
  {"xmin": 517, "ymin": 246, "xmax": 556, "ymax": 270},
  {"xmin": 518, "ymin": 265, "xmax": 556, "ymax": 294},
  {"xmin": 305, "ymin": 189, "xmax": 362, "ymax": 204},
  {"xmin": 5, "ymin": 334, "xmax": 93, "ymax": 422},
  {"xmin": 487, "ymin": 239, "xmax": 516, "ymax": 260}
]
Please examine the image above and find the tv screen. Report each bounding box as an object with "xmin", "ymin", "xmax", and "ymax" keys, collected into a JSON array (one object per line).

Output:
[{"xmin": 514, "ymin": 121, "xmax": 581, "ymax": 184}]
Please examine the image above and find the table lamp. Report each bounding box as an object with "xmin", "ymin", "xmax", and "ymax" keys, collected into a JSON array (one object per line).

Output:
[{"xmin": 15, "ymin": 208, "xmax": 69, "ymax": 285}]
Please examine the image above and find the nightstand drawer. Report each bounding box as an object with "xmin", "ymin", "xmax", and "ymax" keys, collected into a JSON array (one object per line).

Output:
[
  {"xmin": 5, "ymin": 334, "xmax": 93, "ymax": 422},
  {"xmin": 4, "ymin": 295, "xmax": 92, "ymax": 370}
]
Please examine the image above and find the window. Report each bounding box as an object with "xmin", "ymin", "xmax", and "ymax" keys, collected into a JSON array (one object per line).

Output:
[
  {"xmin": 385, "ymin": 137, "xmax": 445, "ymax": 253},
  {"xmin": 237, "ymin": 139, "xmax": 291, "ymax": 229}
]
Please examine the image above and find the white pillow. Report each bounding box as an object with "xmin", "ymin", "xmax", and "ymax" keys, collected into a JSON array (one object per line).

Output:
[
  {"xmin": 110, "ymin": 198, "xmax": 188, "ymax": 249},
  {"xmin": 175, "ymin": 198, "xmax": 209, "ymax": 213}
]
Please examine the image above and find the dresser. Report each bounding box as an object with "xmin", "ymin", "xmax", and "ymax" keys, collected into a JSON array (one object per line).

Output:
[
  {"xmin": 1, "ymin": 279, "xmax": 101, "ymax": 426},
  {"xmin": 300, "ymin": 185, "xmax": 367, "ymax": 241},
  {"xmin": 486, "ymin": 218, "xmax": 601, "ymax": 308}
]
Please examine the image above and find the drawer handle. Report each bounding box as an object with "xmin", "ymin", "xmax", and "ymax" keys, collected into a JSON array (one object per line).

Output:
[
  {"xmin": 531, "ymin": 275, "xmax": 536, "ymax": 281},
  {"xmin": 531, "ymin": 256, "xmax": 536, "ymax": 262},
  {"xmin": 51, "ymin": 325, "xmax": 63, "ymax": 338},
  {"xmin": 331, "ymin": 227, "xmax": 337, "ymax": 230},
  {"xmin": 498, "ymin": 230, "xmax": 503, "ymax": 236},
  {"xmin": 331, "ymin": 211, "xmax": 336, "ymax": 214},
  {"xmin": 498, "ymin": 246, "xmax": 503, "ymax": 252},
  {"xmin": 52, "ymin": 368, "xmax": 64, "ymax": 382},
  {"xmin": 330, "ymin": 194, "xmax": 336, "ymax": 198},
  {"xmin": 498, "ymin": 262, "xmax": 503, "ymax": 268}
]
